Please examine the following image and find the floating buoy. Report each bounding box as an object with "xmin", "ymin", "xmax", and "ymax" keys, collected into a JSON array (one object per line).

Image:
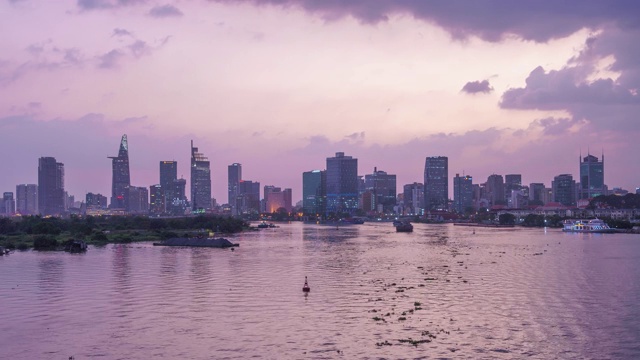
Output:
[{"xmin": 302, "ymin": 276, "xmax": 311, "ymax": 292}]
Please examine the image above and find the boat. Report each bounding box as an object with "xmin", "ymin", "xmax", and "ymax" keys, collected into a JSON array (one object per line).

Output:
[
  {"xmin": 63, "ymin": 240, "xmax": 88, "ymax": 253},
  {"xmin": 302, "ymin": 276, "xmax": 310, "ymax": 292},
  {"xmin": 392, "ymin": 219, "xmax": 403, "ymax": 226},
  {"xmin": 562, "ymin": 219, "xmax": 616, "ymax": 233},
  {"xmin": 257, "ymin": 221, "xmax": 269, "ymax": 229},
  {"xmin": 395, "ymin": 221, "xmax": 413, "ymax": 232}
]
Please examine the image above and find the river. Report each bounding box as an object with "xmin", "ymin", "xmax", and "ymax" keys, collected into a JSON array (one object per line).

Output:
[{"xmin": 1, "ymin": 222, "xmax": 639, "ymax": 359}]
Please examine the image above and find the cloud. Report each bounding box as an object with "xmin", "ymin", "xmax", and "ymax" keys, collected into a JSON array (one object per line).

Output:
[
  {"xmin": 148, "ymin": 4, "xmax": 183, "ymax": 18},
  {"xmin": 112, "ymin": 28, "xmax": 134, "ymax": 38},
  {"xmin": 461, "ymin": 80, "xmax": 493, "ymax": 94},
  {"xmin": 77, "ymin": 0, "xmax": 147, "ymax": 10},
  {"xmin": 211, "ymin": 0, "xmax": 640, "ymax": 42},
  {"xmin": 97, "ymin": 49, "xmax": 125, "ymax": 69}
]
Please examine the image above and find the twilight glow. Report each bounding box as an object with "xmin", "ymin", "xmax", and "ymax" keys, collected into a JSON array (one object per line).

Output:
[{"xmin": 2, "ymin": 0, "xmax": 639, "ymax": 202}]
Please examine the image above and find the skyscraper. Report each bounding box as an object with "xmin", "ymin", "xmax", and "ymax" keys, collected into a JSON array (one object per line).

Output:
[
  {"xmin": 302, "ymin": 170, "xmax": 326, "ymax": 216},
  {"xmin": 364, "ymin": 167, "xmax": 397, "ymax": 212},
  {"xmin": 453, "ymin": 174, "xmax": 473, "ymax": 213},
  {"xmin": 86, "ymin": 192, "xmax": 108, "ymax": 209},
  {"xmin": 485, "ymin": 174, "xmax": 505, "ymax": 206},
  {"xmin": 16, "ymin": 184, "xmax": 38, "ymax": 215},
  {"xmin": 228, "ymin": 163, "xmax": 242, "ymax": 215},
  {"xmin": 149, "ymin": 185, "xmax": 165, "ymax": 215},
  {"xmin": 190, "ymin": 140, "xmax": 211, "ymax": 211},
  {"xmin": 579, "ymin": 153, "xmax": 605, "ymax": 199},
  {"xmin": 109, "ymin": 135, "xmax": 130, "ymax": 209},
  {"xmin": 237, "ymin": 180, "xmax": 261, "ymax": 214},
  {"xmin": 326, "ymin": 152, "xmax": 358, "ymax": 215},
  {"xmin": 160, "ymin": 161, "xmax": 177, "ymax": 209},
  {"xmin": 424, "ymin": 156, "xmax": 448, "ymax": 210},
  {"xmin": 552, "ymin": 174, "xmax": 576, "ymax": 206},
  {"xmin": 38, "ymin": 157, "xmax": 65, "ymax": 216}
]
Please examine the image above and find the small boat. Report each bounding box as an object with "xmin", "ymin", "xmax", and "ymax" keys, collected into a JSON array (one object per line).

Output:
[
  {"xmin": 257, "ymin": 221, "xmax": 269, "ymax": 229},
  {"xmin": 302, "ymin": 276, "xmax": 310, "ymax": 292},
  {"xmin": 395, "ymin": 221, "xmax": 413, "ymax": 232},
  {"xmin": 392, "ymin": 219, "xmax": 403, "ymax": 226},
  {"xmin": 562, "ymin": 219, "xmax": 616, "ymax": 233}
]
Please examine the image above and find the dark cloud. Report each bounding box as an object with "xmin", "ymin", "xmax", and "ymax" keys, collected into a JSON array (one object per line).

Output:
[
  {"xmin": 97, "ymin": 49, "xmax": 124, "ymax": 69},
  {"xmin": 461, "ymin": 80, "xmax": 493, "ymax": 94},
  {"xmin": 211, "ymin": 0, "xmax": 640, "ymax": 42},
  {"xmin": 112, "ymin": 28, "xmax": 133, "ymax": 37},
  {"xmin": 77, "ymin": 0, "xmax": 146, "ymax": 10},
  {"xmin": 148, "ymin": 4, "xmax": 184, "ymax": 18}
]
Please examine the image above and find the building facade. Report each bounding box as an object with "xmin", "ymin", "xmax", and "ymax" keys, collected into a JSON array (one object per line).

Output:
[
  {"xmin": 149, "ymin": 185, "xmax": 165, "ymax": 215},
  {"xmin": 127, "ymin": 186, "xmax": 149, "ymax": 214},
  {"xmin": 190, "ymin": 141, "xmax": 212, "ymax": 211},
  {"xmin": 552, "ymin": 174, "xmax": 576, "ymax": 206},
  {"xmin": 453, "ymin": 174, "xmax": 473, "ymax": 213},
  {"xmin": 579, "ymin": 154, "xmax": 605, "ymax": 199},
  {"xmin": 403, "ymin": 182, "xmax": 424, "ymax": 215},
  {"xmin": 302, "ymin": 170, "xmax": 326, "ymax": 216},
  {"xmin": 16, "ymin": 184, "xmax": 38, "ymax": 215},
  {"xmin": 325, "ymin": 152, "xmax": 358, "ymax": 215},
  {"xmin": 38, "ymin": 157, "xmax": 65, "ymax": 216},
  {"xmin": 228, "ymin": 163, "xmax": 242, "ymax": 214},
  {"xmin": 424, "ymin": 156, "xmax": 448, "ymax": 210},
  {"xmin": 265, "ymin": 187, "xmax": 292, "ymax": 213},
  {"xmin": 86, "ymin": 192, "xmax": 108, "ymax": 209},
  {"xmin": 363, "ymin": 167, "xmax": 397, "ymax": 213},
  {"xmin": 237, "ymin": 180, "xmax": 261, "ymax": 215},
  {"xmin": 486, "ymin": 174, "xmax": 505, "ymax": 206},
  {"xmin": 160, "ymin": 161, "xmax": 177, "ymax": 210}
]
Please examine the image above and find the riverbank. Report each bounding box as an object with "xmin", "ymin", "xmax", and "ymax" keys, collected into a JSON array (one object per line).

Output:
[{"xmin": 0, "ymin": 215, "xmax": 248, "ymax": 251}]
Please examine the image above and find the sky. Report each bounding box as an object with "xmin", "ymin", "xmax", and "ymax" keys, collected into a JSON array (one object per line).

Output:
[{"xmin": 1, "ymin": 0, "xmax": 639, "ymax": 204}]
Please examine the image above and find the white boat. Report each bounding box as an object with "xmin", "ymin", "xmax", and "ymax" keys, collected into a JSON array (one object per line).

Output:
[{"xmin": 562, "ymin": 219, "xmax": 616, "ymax": 233}]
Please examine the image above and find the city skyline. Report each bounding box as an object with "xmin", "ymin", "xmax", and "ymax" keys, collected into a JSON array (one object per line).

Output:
[{"xmin": 2, "ymin": 1, "xmax": 640, "ymax": 202}]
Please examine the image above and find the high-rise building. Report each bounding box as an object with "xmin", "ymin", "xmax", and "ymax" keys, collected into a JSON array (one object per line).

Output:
[
  {"xmin": 127, "ymin": 186, "xmax": 149, "ymax": 214},
  {"xmin": 529, "ymin": 183, "xmax": 546, "ymax": 204},
  {"xmin": 424, "ymin": 156, "xmax": 448, "ymax": 210},
  {"xmin": 364, "ymin": 167, "xmax": 397, "ymax": 213},
  {"xmin": 579, "ymin": 153, "xmax": 605, "ymax": 199},
  {"xmin": 2, "ymin": 192, "xmax": 15, "ymax": 215},
  {"xmin": 326, "ymin": 152, "xmax": 358, "ymax": 215},
  {"xmin": 86, "ymin": 192, "xmax": 108, "ymax": 209},
  {"xmin": 149, "ymin": 185, "xmax": 165, "ymax": 215},
  {"xmin": 228, "ymin": 163, "xmax": 242, "ymax": 214},
  {"xmin": 504, "ymin": 174, "xmax": 522, "ymax": 204},
  {"xmin": 485, "ymin": 174, "xmax": 505, "ymax": 206},
  {"xmin": 170, "ymin": 178, "xmax": 188, "ymax": 215},
  {"xmin": 16, "ymin": 184, "xmax": 37, "ymax": 215},
  {"xmin": 191, "ymin": 141, "xmax": 212, "ymax": 211},
  {"xmin": 38, "ymin": 157, "xmax": 65, "ymax": 216},
  {"xmin": 302, "ymin": 170, "xmax": 326, "ymax": 216},
  {"xmin": 237, "ymin": 180, "xmax": 261, "ymax": 214},
  {"xmin": 403, "ymin": 182, "xmax": 424, "ymax": 215},
  {"xmin": 453, "ymin": 174, "xmax": 473, "ymax": 213},
  {"xmin": 109, "ymin": 135, "xmax": 131, "ymax": 209},
  {"xmin": 160, "ymin": 161, "xmax": 177, "ymax": 208},
  {"xmin": 552, "ymin": 174, "xmax": 576, "ymax": 206}
]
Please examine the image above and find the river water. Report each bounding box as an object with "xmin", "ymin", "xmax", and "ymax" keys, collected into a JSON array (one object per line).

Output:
[{"xmin": 1, "ymin": 222, "xmax": 639, "ymax": 359}]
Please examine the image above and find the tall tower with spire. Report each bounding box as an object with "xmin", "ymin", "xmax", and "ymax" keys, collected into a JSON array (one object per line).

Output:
[
  {"xmin": 109, "ymin": 135, "xmax": 131, "ymax": 209},
  {"xmin": 191, "ymin": 140, "xmax": 212, "ymax": 212}
]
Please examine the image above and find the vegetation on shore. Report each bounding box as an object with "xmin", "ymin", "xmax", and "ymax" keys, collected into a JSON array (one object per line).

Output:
[{"xmin": 0, "ymin": 215, "xmax": 248, "ymax": 250}]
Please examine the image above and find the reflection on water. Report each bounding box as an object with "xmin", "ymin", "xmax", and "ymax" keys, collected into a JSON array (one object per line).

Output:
[{"xmin": 1, "ymin": 222, "xmax": 639, "ymax": 359}]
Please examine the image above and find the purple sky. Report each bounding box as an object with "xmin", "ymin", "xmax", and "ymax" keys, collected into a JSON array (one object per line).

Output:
[{"xmin": 2, "ymin": 0, "xmax": 639, "ymax": 203}]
